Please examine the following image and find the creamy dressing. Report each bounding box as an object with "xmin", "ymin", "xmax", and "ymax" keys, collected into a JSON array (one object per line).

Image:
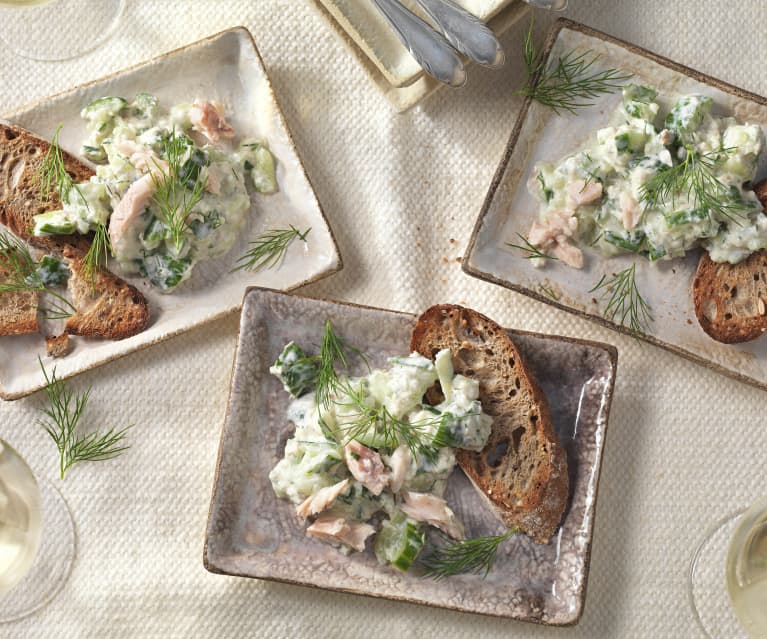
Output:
[
  {"xmin": 31, "ymin": 94, "xmax": 277, "ymax": 292},
  {"xmin": 268, "ymin": 342, "xmax": 493, "ymax": 563},
  {"xmin": 528, "ymin": 85, "xmax": 766, "ymax": 266}
]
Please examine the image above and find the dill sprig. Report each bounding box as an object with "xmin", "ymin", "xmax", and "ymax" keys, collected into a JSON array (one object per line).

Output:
[
  {"xmin": 36, "ymin": 125, "xmax": 108, "ymax": 288},
  {"xmin": 590, "ymin": 263, "xmax": 652, "ymax": 333},
  {"xmin": 420, "ymin": 528, "xmax": 519, "ymax": 580},
  {"xmin": 150, "ymin": 130, "xmax": 207, "ymax": 254},
  {"xmin": 315, "ymin": 320, "xmax": 368, "ymax": 410},
  {"xmin": 37, "ymin": 358, "xmax": 131, "ymax": 480},
  {"xmin": 506, "ymin": 233, "xmax": 558, "ymax": 261},
  {"xmin": 82, "ymin": 222, "xmax": 111, "ymax": 284},
  {"xmin": 0, "ymin": 232, "xmax": 76, "ymax": 320},
  {"xmin": 233, "ymin": 225, "xmax": 311, "ymax": 272},
  {"xmin": 517, "ymin": 19, "xmax": 632, "ymax": 114},
  {"xmin": 639, "ymin": 146, "xmax": 751, "ymax": 224},
  {"xmin": 333, "ymin": 379, "xmax": 447, "ymax": 459}
]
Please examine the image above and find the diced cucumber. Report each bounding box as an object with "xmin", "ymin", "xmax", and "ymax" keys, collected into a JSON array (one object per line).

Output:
[
  {"xmin": 132, "ymin": 92, "xmax": 159, "ymax": 119},
  {"xmin": 178, "ymin": 148, "xmax": 209, "ymax": 189},
  {"xmin": 665, "ymin": 95, "xmax": 712, "ymax": 140},
  {"xmin": 29, "ymin": 255, "xmax": 70, "ymax": 288},
  {"xmin": 615, "ymin": 130, "xmax": 647, "ymax": 154},
  {"xmin": 244, "ymin": 143, "xmax": 277, "ymax": 194},
  {"xmin": 82, "ymin": 144, "xmax": 106, "ymax": 163},
  {"xmin": 604, "ymin": 229, "xmax": 646, "ymax": 252},
  {"xmin": 138, "ymin": 253, "xmax": 193, "ymax": 291},
  {"xmin": 647, "ymin": 244, "xmax": 667, "ymax": 261},
  {"xmin": 374, "ymin": 512, "xmax": 426, "ymax": 571},
  {"xmin": 665, "ymin": 207, "xmax": 710, "ymax": 228},
  {"xmin": 271, "ymin": 342, "xmax": 320, "ymax": 398},
  {"xmin": 140, "ymin": 216, "xmax": 169, "ymax": 250},
  {"xmin": 623, "ymin": 84, "xmax": 658, "ymax": 104},
  {"xmin": 32, "ymin": 211, "xmax": 77, "ymax": 236},
  {"xmin": 189, "ymin": 211, "xmax": 223, "ymax": 240},
  {"xmin": 82, "ymin": 96, "xmax": 127, "ymax": 120}
]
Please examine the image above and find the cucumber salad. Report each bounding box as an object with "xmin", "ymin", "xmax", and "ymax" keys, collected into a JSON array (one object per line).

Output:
[
  {"xmin": 528, "ymin": 85, "xmax": 767, "ymax": 268},
  {"xmin": 268, "ymin": 340, "xmax": 493, "ymax": 569},
  {"xmin": 32, "ymin": 94, "xmax": 277, "ymax": 291}
]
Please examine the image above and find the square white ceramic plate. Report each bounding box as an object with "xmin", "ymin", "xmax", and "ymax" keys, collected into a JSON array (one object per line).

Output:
[
  {"xmin": 464, "ymin": 18, "xmax": 767, "ymax": 391},
  {"xmin": 205, "ymin": 288, "xmax": 618, "ymax": 625},
  {"xmin": 0, "ymin": 27, "xmax": 342, "ymax": 400}
]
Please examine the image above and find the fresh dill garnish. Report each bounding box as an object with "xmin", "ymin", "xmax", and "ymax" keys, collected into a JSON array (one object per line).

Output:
[
  {"xmin": 590, "ymin": 263, "xmax": 653, "ymax": 333},
  {"xmin": 37, "ymin": 358, "xmax": 131, "ymax": 479},
  {"xmin": 82, "ymin": 222, "xmax": 111, "ymax": 284},
  {"xmin": 332, "ymin": 378, "xmax": 449, "ymax": 459},
  {"xmin": 639, "ymin": 146, "xmax": 751, "ymax": 225},
  {"xmin": 150, "ymin": 129, "xmax": 207, "ymax": 254},
  {"xmin": 420, "ymin": 528, "xmax": 519, "ymax": 580},
  {"xmin": 538, "ymin": 284, "xmax": 560, "ymax": 301},
  {"xmin": 233, "ymin": 225, "xmax": 311, "ymax": 272},
  {"xmin": 36, "ymin": 124, "xmax": 108, "ymax": 287},
  {"xmin": 0, "ymin": 232, "xmax": 76, "ymax": 320},
  {"xmin": 506, "ymin": 233, "xmax": 557, "ymax": 261},
  {"xmin": 315, "ymin": 320, "xmax": 368, "ymax": 411},
  {"xmin": 517, "ymin": 18, "xmax": 632, "ymax": 114}
]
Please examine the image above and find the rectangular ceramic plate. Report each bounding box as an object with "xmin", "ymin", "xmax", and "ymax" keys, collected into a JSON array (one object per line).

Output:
[
  {"xmin": 312, "ymin": 0, "xmax": 528, "ymax": 111},
  {"xmin": 0, "ymin": 28, "xmax": 342, "ymax": 400},
  {"xmin": 204, "ymin": 288, "xmax": 617, "ymax": 625},
  {"xmin": 464, "ymin": 18, "xmax": 767, "ymax": 391}
]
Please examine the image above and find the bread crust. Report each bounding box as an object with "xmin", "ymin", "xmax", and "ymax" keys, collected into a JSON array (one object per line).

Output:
[
  {"xmin": 692, "ymin": 179, "xmax": 767, "ymax": 343},
  {"xmin": 0, "ymin": 122, "xmax": 150, "ymax": 340},
  {"xmin": 410, "ymin": 304, "xmax": 569, "ymax": 544}
]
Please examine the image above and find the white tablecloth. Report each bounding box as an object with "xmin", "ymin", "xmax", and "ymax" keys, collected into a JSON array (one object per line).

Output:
[{"xmin": 1, "ymin": 1, "xmax": 766, "ymax": 636}]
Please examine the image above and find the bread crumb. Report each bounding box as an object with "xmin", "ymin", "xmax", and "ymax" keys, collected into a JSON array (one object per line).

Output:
[{"xmin": 45, "ymin": 333, "xmax": 71, "ymax": 358}]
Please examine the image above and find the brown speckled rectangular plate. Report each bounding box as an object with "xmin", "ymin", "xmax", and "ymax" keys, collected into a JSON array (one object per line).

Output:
[
  {"xmin": 463, "ymin": 18, "xmax": 767, "ymax": 391},
  {"xmin": 204, "ymin": 288, "xmax": 617, "ymax": 625}
]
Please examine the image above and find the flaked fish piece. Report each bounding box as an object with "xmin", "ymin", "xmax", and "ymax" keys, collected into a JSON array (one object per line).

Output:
[
  {"xmin": 306, "ymin": 513, "xmax": 375, "ymax": 552},
  {"xmin": 388, "ymin": 445, "xmax": 411, "ymax": 494},
  {"xmin": 527, "ymin": 210, "xmax": 583, "ymax": 269},
  {"xmin": 296, "ymin": 479, "xmax": 350, "ymax": 520},
  {"xmin": 620, "ymin": 192, "xmax": 643, "ymax": 231},
  {"xmin": 568, "ymin": 179, "xmax": 603, "ymax": 206},
  {"xmin": 344, "ymin": 440, "xmax": 389, "ymax": 496},
  {"xmin": 205, "ymin": 165, "xmax": 222, "ymax": 195},
  {"xmin": 112, "ymin": 139, "xmax": 168, "ymax": 178},
  {"xmin": 400, "ymin": 491, "xmax": 465, "ymax": 540},
  {"xmin": 109, "ymin": 173, "xmax": 156, "ymax": 247},
  {"xmin": 190, "ymin": 100, "xmax": 234, "ymax": 144}
]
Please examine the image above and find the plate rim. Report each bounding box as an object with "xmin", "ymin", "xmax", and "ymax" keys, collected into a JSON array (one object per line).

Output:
[
  {"xmin": 462, "ymin": 17, "xmax": 767, "ymax": 393},
  {"xmin": 202, "ymin": 286, "xmax": 618, "ymax": 625},
  {"xmin": 0, "ymin": 26, "xmax": 344, "ymax": 401}
]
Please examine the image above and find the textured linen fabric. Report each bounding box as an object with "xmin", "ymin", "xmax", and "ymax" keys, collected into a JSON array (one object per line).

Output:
[{"xmin": 1, "ymin": 1, "xmax": 766, "ymax": 636}]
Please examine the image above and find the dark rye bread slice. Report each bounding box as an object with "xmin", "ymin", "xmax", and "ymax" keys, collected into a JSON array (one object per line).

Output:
[
  {"xmin": 693, "ymin": 179, "xmax": 767, "ymax": 343},
  {"xmin": 0, "ymin": 122, "xmax": 150, "ymax": 340},
  {"xmin": 410, "ymin": 305, "xmax": 569, "ymax": 544},
  {"xmin": 0, "ymin": 261, "xmax": 39, "ymax": 336}
]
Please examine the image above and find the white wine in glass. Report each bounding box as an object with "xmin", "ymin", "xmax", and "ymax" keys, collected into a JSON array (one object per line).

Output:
[
  {"xmin": 0, "ymin": 0, "xmax": 125, "ymax": 61},
  {"xmin": 0, "ymin": 440, "xmax": 75, "ymax": 623},
  {"xmin": 727, "ymin": 497, "xmax": 767, "ymax": 637},
  {"xmin": 690, "ymin": 497, "xmax": 767, "ymax": 638}
]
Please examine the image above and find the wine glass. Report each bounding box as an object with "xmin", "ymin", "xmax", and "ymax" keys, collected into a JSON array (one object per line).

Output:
[
  {"xmin": 689, "ymin": 496, "xmax": 767, "ymax": 638},
  {"xmin": 0, "ymin": 0, "xmax": 125, "ymax": 61},
  {"xmin": 0, "ymin": 439, "xmax": 75, "ymax": 623}
]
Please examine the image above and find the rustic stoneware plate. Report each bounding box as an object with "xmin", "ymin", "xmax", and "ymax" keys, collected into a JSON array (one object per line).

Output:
[
  {"xmin": 0, "ymin": 28, "xmax": 342, "ymax": 400},
  {"xmin": 204, "ymin": 288, "xmax": 617, "ymax": 625},
  {"xmin": 312, "ymin": 0, "xmax": 528, "ymax": 111},
  {"xmin": 463, "ymin": 18, "xmax": 767, "ymax": 391}
]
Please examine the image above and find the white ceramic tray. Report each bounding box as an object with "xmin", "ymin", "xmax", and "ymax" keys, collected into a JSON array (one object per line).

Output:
[{"xmin": 0, "ymin": 28, "xmax": 342, "ymax": 400}]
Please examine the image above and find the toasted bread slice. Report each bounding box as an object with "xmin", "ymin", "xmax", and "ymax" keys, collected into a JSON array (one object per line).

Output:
[
  {"xmin": 0, "ymin": 260, "xmax": 39, "ymax": 336},
  {"xmin": 692, "ymin": 179, "xmax": 767, "ymax": 343},
  {"xmin": 63, "ymin": 246, "xmax": 150, "ymax": 340},
  {"xmin": 0, "ymin": 122, "xmax": 150, "ymax": 340},
  {"xmin": 410, "ymin": 304, "xmax": 569, "ymax": 544}
]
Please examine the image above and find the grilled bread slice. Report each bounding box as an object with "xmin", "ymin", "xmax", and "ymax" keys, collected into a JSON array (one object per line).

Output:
[
  {"xmin": 0, "ymin": 260, "xmax": 39, "ymax": 336},
  {"xmin": 410, "ymin": 304, "xmax": 569, "ymax": 544},
  {"xmin": 0, "ymin": 122, "xmax": 150, "ymax": 340},
  {"xmin": 693, "ymin": 179, "xmax": 767, "ymax": 343}
]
